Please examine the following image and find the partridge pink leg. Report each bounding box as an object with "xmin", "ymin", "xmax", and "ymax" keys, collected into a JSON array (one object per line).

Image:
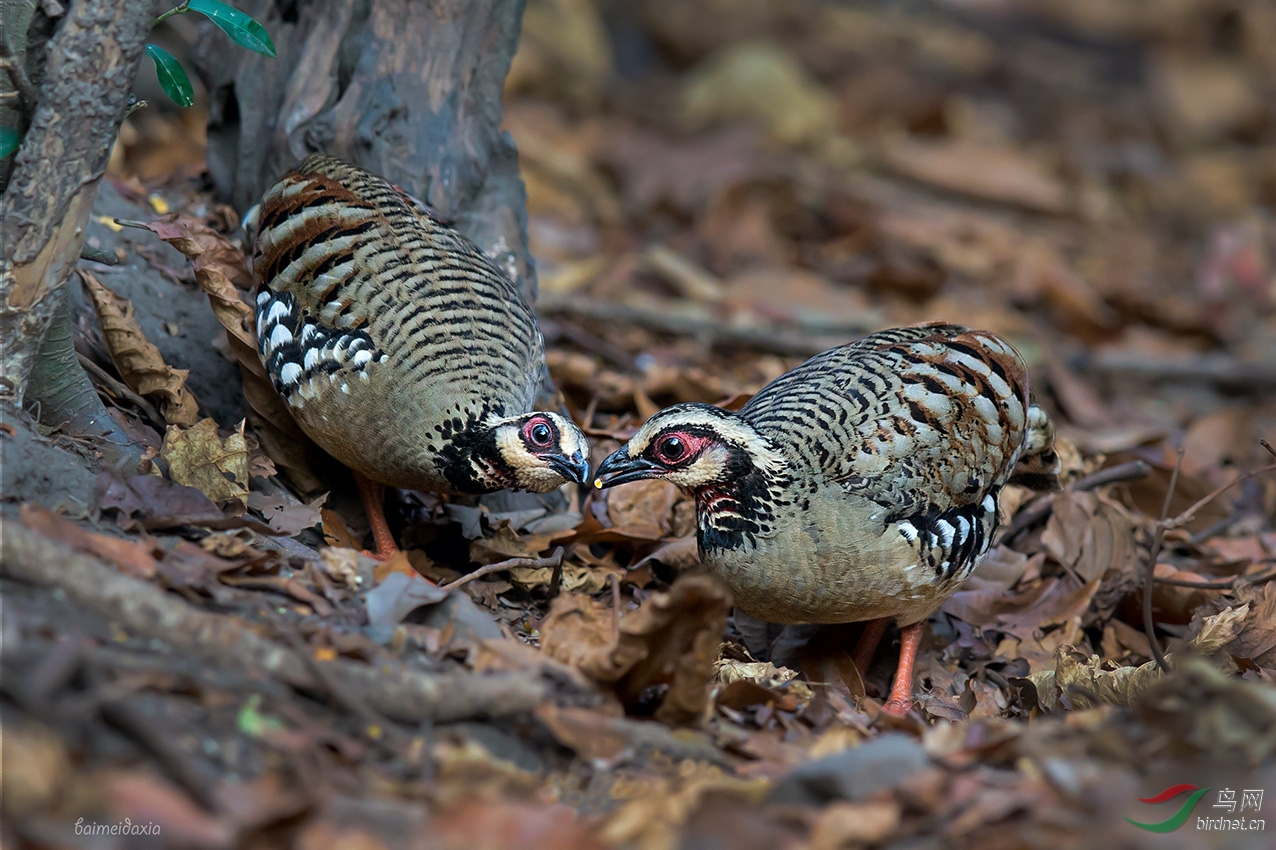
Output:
[
  {"xmin": 851, "ymin": 617, "xmax": 890, "ymax": 677},
  {"xmin": 883, "ymin": 621, "xmax": 925, "ymax": 716},
  {"xmin": 353, "ymin": 472, "xmax": 398, "ymax": 561}
]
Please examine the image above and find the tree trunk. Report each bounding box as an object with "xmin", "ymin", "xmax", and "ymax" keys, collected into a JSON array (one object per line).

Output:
[
  {"xmin": 0, "ymin": 0, "xmax": 154, "ymax": 406},
  {"xmin": 194, "ymin": 0, "xmax": 538, "ymax": 302}
]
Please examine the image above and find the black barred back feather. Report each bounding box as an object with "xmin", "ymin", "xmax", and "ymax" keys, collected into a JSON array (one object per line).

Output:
[
  {"xmin": 598, "ymin": 323, "xmax": 1059, "ymax": 627},
  {"xmin": 252, "ymin": 155, "xmax": 585, "ymax": 494}
]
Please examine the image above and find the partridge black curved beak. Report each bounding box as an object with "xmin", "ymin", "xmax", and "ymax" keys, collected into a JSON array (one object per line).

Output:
[
  {"xmin": 593, "ymin": 449, "xmax": 660, "ymax": 489},
  {"xmin": 549, "ymin": 450, "xmax": 590, "ymax": 485}
]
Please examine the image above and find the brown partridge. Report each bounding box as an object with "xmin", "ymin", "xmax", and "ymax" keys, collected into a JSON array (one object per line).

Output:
[
  {"xmin": 595, "ymin": 324, "xmax": 1059, "ymax": 715},
  {"xmin": 253, "ymin": 155, "xmax": 589, "ymax": 558}
]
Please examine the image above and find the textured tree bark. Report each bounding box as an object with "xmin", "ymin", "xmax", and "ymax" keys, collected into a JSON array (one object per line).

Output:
[
  {"xmin": 195, "ymin": 0, "xmax": 538, "ymax": 301},
  {"xmin": 0, "ymin": 0, "xmax": 154, "ymax": 405},
  {"xmin": 25, "ymin": 289, "xmax": 144, "ymax": 469},
  {"xmin": 2, "ymin": 518, "xmax": 549, "ymax": 721}
]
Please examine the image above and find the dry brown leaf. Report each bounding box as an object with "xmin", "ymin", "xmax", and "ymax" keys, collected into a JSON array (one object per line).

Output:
[
  {"xmin": 102, "ymin": 769, "xmax": 234, "ymax": 848},
  {"xmin": 469, "ymin": 522, "xmax": 557, "ymax": 563},
  {"xmin": 1028, "ymin": 604, "xmax": 1250, "ymax": 711},
  {"xmin": 1180, "ymin": 408, "xmax": 1254, "ymax": 479},
  {"xmin": 943, "ymin": 569, "xmax": 1099, "ymax": 640},
  {"xmin": 713, "ymin": 658, "xmax": 800, "ymax": 688},
  {"xmin": 1041, "ymin": 491, "xmax": 1137, "ymax": 584},
  {"xmin": 321, "ymin": 508, "xmax": 362, "ymax": 550},
  {"xmin": 600, "ymin": 759, "xmax": 768, "ymax": 850},
  {"xmin": 606, "ymin": 479, "xmax": 678, "ymax": 541},
  {"xmin": 810, "ymin": 800, "xmax": 902, "ymax": 849},
  {"xmin": 681, "ymin": 41, "xmax": 838, "ymax": 148},
  {"xmin": 508, "ymin": 561, "xmax": 618, "ymax": 593},
  {"xmin": 431, "ymin": 800, "xmax": 605, "ymax": 850},
  {"xmin": 878, "ymin": 138, "xmax": 1070, "ymax": 214},
  {"xmin": 161, "ymin": 419, "xmax": 250, "ymax": 504},
  {"xmin": 1203, "ymin": 582, "xmax": 1276, "ymax": 667},
  {"xmin": 138, "ymin": 214, "xmax": 325, "ymax": 496},
  {"xmin": 137, "ymin": 214, "xmax": 254, "ymax": 289},
  {"xmin": 539, "ymin": 572, "xmax": 733, "ymax": 725},
  {"xmin": 319, "ymin": 547, "xmax": 361, "ymax": 589},
  {"xmin": 534, "ymin": 704, "xmax": 643, "ymax": 762},
  {"xmin": 245, "ymin": 490, "xmax": 325, "ymax": 536},
  {"xmin": 21, "ymin": 503, "xmax": 158, "ymax": 579},
  {"xmin": 80, "ymin": 270, "xmax": 199, "ymax": 426}
]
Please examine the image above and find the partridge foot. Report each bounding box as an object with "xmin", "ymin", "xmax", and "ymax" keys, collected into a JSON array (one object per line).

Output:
[
  {"xmin": 882, "ymin": 621, "xmax": 925, "ymax": 716},
  {"xmin": 354, "ymin": 472, "xmax": 399, "ymax": 561}
]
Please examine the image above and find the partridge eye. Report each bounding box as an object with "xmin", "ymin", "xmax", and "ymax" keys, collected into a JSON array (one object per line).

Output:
[
  {"xmin": 529, "ymin": 422, "xmax": 553, "ymax": 446},
  {"xmin": 656, "ymin": 435, "xmax": 686, "ymax": 462}
]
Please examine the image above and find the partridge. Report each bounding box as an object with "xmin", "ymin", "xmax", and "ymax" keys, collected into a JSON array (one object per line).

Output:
[
  {"xmin": 595, "ymin": 324, "xmax": 1059, "ymax": 715},
  {"xmin": 253, "ymin": 155, "xmax": 589, "ymax": 558}
]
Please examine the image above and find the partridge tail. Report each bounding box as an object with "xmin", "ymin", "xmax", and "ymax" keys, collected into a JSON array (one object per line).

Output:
[{"xmin": 1009, "ymin": 403, "xmax": 1061, "ymax": 491}]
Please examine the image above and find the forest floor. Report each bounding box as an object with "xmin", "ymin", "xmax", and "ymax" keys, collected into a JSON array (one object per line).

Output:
[{"xmin": 4, "ymin": 1, "xmax": 1276, "ymax": 848}]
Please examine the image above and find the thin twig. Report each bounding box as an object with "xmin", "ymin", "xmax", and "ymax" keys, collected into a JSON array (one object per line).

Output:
[
  {"xmin": 441, "ymin": 547, "xmax": 565, "ymax": 592},
  {"xmin": 538, "ymin": 296, "xmax": 871, "ymax": 357},
  {"xmin": 77, "ymin": 351, "xmax": 165, "ymax": 425},
  {"xmin": 609, "ymin": 572, "xmax": 621, "ymax": 640},
  {"xmin": 1074, "ymin": 351, "xmax": 1276, "ymax": 394},
  {"xmin": 1153, "ymin": 566, "xmax": 1276, "ymax": 590},
  {"xmin": 0, "ymin": 56, "xmax": 37, "ymax": 107},
  {"xmin": 1143, "ymin": 447, "xmax": 1184, "ymax": 673},
  {"xmin": 1165, "ymin": 461, "xmax": 1276, "ymax": 531},
  {"xmin": 1003, "ymin": 459, "xmax": 1152, "ymax": 539},
  {"xmin": 152, "ymin": 1, "xmax": 192, "ymax": 26},
  {"xmin": 1260, "ymin": 439, "xmax": 1276, "ymax": 460},
  {"xmin": 548, "ymin": 553, "xmax": 565, "ymax": 599}
]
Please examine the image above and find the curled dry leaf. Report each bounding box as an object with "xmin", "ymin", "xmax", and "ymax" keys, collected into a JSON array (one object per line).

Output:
[
  {"xmin": 138, "ymin": 213, "xmax": 325, "ymax": 497},
  {"xmin": 365, "ymin": 570, "xmax": 448, "ymax": 632},
  {"xmin": 539, "ymin": 572, "xmax": 733, "ymax": 725},
  {"xmin": 1194, "ymin": 581, "xmax": 1276, "ymax": 667},
  {"xmin": 319, "ymin": 546, "xmax": 361, "ymax": 589},
  {"xmin": 1041, "ymin": 491, "xmax": 1137, "ymax": 585},
  {"xmin": 508, "ymin": 561, "xmax": 618, "ymax": 593},
  {"xmin": 161, "ymin": 418, "xmax": 250, "ymax": 504},
  {"xmin": 1027, "ymin": 603, "xmax": 1250, "ymax": 711},
  {"xmin": 80, "ymin": 270, "xmax": 199, "ymax": 426},
  {"xmin": 137, "ymin": 214, "xmax": 254, "ymax": 290},
  {"xmin": 469, "ymin": 521, "xmax": 556, "ymax": 564},
  {"xmin": 97, "ymin": 469, "xmax": 274, "ymax": 533},
  {"xmin": 713, "ymin": 657, "xmax": 800, "ymax": 689}
]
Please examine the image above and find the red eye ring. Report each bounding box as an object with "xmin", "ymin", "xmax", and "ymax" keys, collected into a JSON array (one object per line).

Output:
[
  {"xmin": 655, "ymin": 434, "xmax": 688, "ymax": 463},
  {"xmin": 524, "ymin": 417, "xmax": 554, "ymax": 447}
]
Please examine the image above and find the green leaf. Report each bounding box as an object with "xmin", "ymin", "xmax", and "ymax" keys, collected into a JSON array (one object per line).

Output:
[
  {"xmin": 236, "ymin": 695, "xmax": 286, "ymax": 737},
  {"xmin": 145, "ymin": 44, "xmax": 195, "ymax": 108},
  {"xmin": 0, "ymin": 127, "xmax": 20, "ymax": 159},
  {"xmin": 188, "ymin": 0, "xmax": 276, "ymax": 58}
]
